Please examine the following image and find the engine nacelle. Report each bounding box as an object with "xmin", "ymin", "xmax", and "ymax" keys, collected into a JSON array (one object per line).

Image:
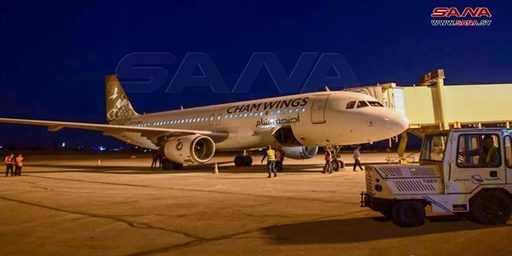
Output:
[
  {"xmin": 163, "ymin": 135, "xmax": 216, "ymax": 165},
  {"xmin": 281, "ymin": 146, "xmax": 318, "ymax": 159}
]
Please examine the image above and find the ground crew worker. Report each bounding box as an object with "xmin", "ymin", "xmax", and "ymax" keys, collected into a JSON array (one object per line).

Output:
[
  {"xmin": 151, "ymin": 150, "xmax": 159, "ymax": 168},
  {"xmin": 261, "ymin": 145, "xmax": 277, "ymax": 178},
  {"xmin": 461, "ymin": 135, "xmax": 500, "ymax": 167},
  {"xmin": 14, "ymin": 154, "xmax": 24, "ymax": 176},
  {"xmin": 275, "ymin": 147, "xmax": 285, "ymax": 171},
  {"xmin": 4, "ymin": 153, "xmax": 14, "ymax": 176},
  {"xmin": 158, "ymin": 151, "xmax": 164, "ymax": 168},
  {"xmin": 323, "ymin": 147, "xmax": 332, "ymax": 174},
  {"xmin": 353, "ymin": 146, "xmax": 364, "ymax": 171},
  {"xmin": 480, "ymin": 135, "xmax": 499, "ymax": 166}
]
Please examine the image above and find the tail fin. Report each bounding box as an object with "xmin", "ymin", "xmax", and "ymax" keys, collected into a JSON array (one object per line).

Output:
[{"xmin": 105, "ymin": 75, "xmax": 139, "ymax": 123}]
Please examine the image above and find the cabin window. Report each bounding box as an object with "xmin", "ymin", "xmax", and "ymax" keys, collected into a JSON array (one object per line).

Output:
[
  {"xmin": 456, "ymin": 134, "xmax": 501, "ymax": 168},
  {"xmin": 368, "ymin": 101, "xmax": 384, "ymax": 107},
  {"xmin": 357, "ymin": 101, "xmax": 369, "ymax": 108},
  {"xmin": 420, "ymin": 134, "xmax": 447, "ymax": 162},
  {"xmin": 346, "ymin": 101, "xmax": 356, "ymax": 109}
]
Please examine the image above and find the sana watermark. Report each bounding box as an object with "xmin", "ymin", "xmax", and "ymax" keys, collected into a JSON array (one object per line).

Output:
[
  {"xmin": 431, "ymin": 7, "xmax": 492, "ymax": 27},
  {"xmin": 114, "ymin": 52, "xmax": 359, "ymax": 94}
]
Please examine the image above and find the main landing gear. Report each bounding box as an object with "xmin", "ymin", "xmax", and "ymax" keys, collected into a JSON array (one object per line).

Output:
[
  {"xmin": 234, "ymin": 151, "xmax": 253, "ymax": 167},
  {"xmin": 324, "ymin": 145, "xmax": 344, "ymax": 172}
]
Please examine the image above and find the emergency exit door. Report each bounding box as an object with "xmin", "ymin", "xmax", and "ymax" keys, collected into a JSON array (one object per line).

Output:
[{"xmin": 311, "ymin": 95, "xmax": 329, "ymax": 124}]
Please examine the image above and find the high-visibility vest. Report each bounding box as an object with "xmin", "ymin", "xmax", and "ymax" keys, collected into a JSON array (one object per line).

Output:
[
  {"xmin": 4, "ymin": 156, "xmax": 13, "ymax": 165},
  {"xmin": 266, "ymin": 149, "xmax": 276, "ymax": 161},
  {"xmin": 485, "ymin": 146, "xmax": 498, "ymax": 164}
]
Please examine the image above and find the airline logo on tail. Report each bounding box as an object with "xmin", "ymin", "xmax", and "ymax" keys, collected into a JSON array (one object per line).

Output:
[
  {"xmin": 107, "ymin": 89, "xmax": 136, "ymax": 121},
  {"xmin": 106, "ymin": 75, "xmax": 138, "ymax": 123}
]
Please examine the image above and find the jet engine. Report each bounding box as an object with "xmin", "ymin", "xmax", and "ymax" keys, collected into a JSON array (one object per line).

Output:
[
  {"xmin": 163, "ymin": 135, "xmax": 216, "ymax": 165},
  {"xmin": 281, "ymin": 146, "xmax": 318, "ymax": 159}
]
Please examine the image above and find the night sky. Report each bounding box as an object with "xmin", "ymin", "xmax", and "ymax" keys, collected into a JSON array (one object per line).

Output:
[{"xmin": 1, "ymin": 1, "xmax": 511, "ymax": 149}]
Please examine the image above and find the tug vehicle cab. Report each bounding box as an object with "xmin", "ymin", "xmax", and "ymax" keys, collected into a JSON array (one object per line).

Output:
[{"xmin": 361, "ymin": 128, "xmax": 512, "ymax": 227}]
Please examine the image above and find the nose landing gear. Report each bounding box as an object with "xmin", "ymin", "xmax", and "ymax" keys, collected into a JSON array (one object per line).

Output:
[{"xmin": 234, "ymin": 151, "xmax": 253, "ymax": 167}]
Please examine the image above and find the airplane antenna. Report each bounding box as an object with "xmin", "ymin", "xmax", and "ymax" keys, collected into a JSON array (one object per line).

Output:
[
  {"xmin": 324, "ymin": 86, "xmax": 331, "ymax": 92},
  {"xmin": 180, "ymin": 105, "xmax": 184, "ymax": 110}
]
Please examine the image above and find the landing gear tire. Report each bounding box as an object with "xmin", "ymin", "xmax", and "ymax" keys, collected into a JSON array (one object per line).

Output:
[
  {"xmin": 234, "ymin": 155, "xmax": 252, "ymax": 167},
  {"xmin": 161, "ymin": 159, "xmax": 184, "ymax": 170},
  {"xmin": 392, "ymin": 201, "xmax": 426, "ymax": 227},
  {"xmin": 331, "ymin": 160, "xmax": 344, "ymax": 172},
  {"xmin": 470, "ymin": 190, "xmax": 512, "ymax": 225}
]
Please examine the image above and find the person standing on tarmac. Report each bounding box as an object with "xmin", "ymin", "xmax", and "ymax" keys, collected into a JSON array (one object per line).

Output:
[
  {"xmin": 323, "ymin": 147, "xmax": 333, "ymax": 174},
  {"xmin": 353, "ymin": 146, "xmax": 364, "ymax": 171},
  {"xmin": 14, "ymin": 154, "xmax": 24, "ymax": 176},
  {"xmin": 158, "ymin": 151, "xmax": 164, "ymax": 169},
  {"xmin": 151, "ymin": 150, "xmax": 159, "ymax": 168},
  {"xmin": 275, "ymin": 147, "xmax": 285, "ymax": 171},
  {"xmin": 261, "ymin": 145, "xmax": 277, "ymax": 178},
  {"xmin": 4, "ymin": 153, "xmax": 14, "ymax": 177}
]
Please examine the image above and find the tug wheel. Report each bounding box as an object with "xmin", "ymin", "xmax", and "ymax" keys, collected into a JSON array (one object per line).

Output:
[
  {"xmin": 470, "ymin": 190, "xmax": 512, "ymax": 225},
  {"xmin": 392, "ymin": 201, "xmax": 426, "ymax": 227}
]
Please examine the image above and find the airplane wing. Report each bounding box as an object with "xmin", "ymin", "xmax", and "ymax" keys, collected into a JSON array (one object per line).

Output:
[{"xmin": 0, "ymin": 117, "xmax": 228, "ymax": 149}]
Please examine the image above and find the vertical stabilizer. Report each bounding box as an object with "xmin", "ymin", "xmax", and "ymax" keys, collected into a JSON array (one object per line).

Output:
[{"xmin": 105, "ymin": 75, "xmax": 138, "ymax": 123}]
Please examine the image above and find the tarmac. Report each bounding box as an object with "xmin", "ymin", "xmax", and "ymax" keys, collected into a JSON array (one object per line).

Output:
[{"xmin": 0, "ymin": 152, "xmax": 510, "ymax": 256}]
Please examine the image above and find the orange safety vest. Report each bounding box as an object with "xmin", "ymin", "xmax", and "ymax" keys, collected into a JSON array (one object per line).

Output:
[{"xmin": 15, "ymin": 156, "xmax": 24, "ymax": 167}]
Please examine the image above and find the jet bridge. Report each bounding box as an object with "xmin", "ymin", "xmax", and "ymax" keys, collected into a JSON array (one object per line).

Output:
[{"xmin": 346, "ymin": 69, "xmax": 512, "ymax": 160}]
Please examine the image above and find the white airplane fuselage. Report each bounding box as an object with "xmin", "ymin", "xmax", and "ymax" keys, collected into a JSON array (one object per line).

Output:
[{"xmin": 118, "ymin": 91, "xmax": 409, "ymax": 151}]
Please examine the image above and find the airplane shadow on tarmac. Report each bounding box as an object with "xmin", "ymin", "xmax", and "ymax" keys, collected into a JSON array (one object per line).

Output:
[
  {"xmin": 24, "ymin": 162, "xmax": 328, "ymax": 175},
  {"xmin": 262, "ymin": 216, "xmax": 511, "ymax": 244}
]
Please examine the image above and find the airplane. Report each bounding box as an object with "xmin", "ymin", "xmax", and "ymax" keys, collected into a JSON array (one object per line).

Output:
[{"xmin": 0, "ymin": 75, "xmax": 409, "ymax": 169}]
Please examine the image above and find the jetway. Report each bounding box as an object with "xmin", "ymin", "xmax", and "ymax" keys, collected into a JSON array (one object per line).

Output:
[{"xmin": 346, "ymin": 69, "xmax": 512, "ymax": 160}]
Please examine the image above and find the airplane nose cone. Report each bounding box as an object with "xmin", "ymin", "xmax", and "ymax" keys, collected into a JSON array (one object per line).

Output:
[{"xmin": 384, "ymin": 111, "xmax": 409, "ymax": 135}]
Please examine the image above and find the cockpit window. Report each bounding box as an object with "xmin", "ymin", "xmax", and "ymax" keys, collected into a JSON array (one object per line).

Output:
[
  {"xmin": 368, "ymin": 101, "xmax": 384, "ymax": 107},
  {"xmin": 346, "ymin": 101, "xmax": 356, "ymax": 109},
  {"xmin": 357, "ymin": 101, "xmax": 369, "ymax": 108}
]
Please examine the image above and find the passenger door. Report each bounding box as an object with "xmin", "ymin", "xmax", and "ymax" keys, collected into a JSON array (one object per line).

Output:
[
  {"xmin": 448, "ymin": 133, "xmax": 506, "ymax": 194},
  {"xmin": 310, "ymin": 95, "xmax": 329, "ymax": 124}
]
